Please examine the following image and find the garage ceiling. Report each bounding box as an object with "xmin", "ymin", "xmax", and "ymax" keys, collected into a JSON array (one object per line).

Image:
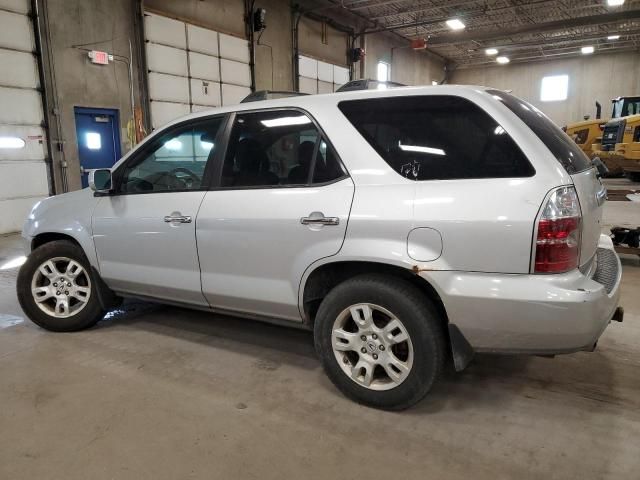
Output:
[{"xmin": 306, "ymin": 0, "xmax": 640, "ymax": 67}]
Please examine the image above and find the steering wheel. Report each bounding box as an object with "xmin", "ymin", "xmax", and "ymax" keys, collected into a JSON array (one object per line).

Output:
[{"xmin": 168, "ymin": 167, "xmax": 200, "ymax": 188}]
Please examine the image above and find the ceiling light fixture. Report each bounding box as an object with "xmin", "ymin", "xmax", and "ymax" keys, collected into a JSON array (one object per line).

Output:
[
  {"xmin": 446, "ymin": 18, "xmax": 465, "ymax": 30},
  {"xmin": 485, "ymin": 48, "xmax": 499, "ymax": 55},
  {"xmin": 607, "ymin": 0, "xmax": 625, "ymax": 6},
  {"xmin": 607, "ymin": 35, "xmax": 620, "ymax": 40},
  {"xmin": 496, "ymin": 56, "xmax": 510, "ymax": 64},
  {"xmin": 581, "ymin": 45, "xmax": 594, "ymax": 54}
]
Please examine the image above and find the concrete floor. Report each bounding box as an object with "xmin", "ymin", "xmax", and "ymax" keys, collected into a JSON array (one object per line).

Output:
[{"xmin": 1, "ymin": 180, "xmax": 639, "ymax": 480}]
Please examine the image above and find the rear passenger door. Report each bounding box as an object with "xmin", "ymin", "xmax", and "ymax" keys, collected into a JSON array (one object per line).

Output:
[{"xmin": 196, "ymin": 108, "xmax": 354, "ymax": 321}]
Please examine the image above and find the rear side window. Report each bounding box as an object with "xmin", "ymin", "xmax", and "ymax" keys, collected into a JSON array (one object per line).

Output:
[
  {"xmin": 488, "ymin": 90, "xmax": 591, "ymax": 174},
  {"xmin": 338, "ymin": 95, "xmax": 534, "ymax": 181}
]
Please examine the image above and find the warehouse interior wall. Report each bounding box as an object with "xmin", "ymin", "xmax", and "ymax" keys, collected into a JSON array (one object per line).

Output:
[
  {"xmin": 42, "ymin": 0, "xmax": 142, "ymax": 193},
  {"xmin": 298, "ymin": 16, "xmax": 349, "ymax": 67},
  {"xmin": 451, "ymin": 52, "xmax": 640, "ymax": 127},
  {"xmin": 363, "ymin": 32, "xmax": 445, "ymax": 86}
]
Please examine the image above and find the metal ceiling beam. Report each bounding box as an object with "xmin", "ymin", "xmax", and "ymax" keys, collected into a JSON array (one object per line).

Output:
[{"xmin": 425, "ymin": 9, "xmax": 640, "ymax": 45}]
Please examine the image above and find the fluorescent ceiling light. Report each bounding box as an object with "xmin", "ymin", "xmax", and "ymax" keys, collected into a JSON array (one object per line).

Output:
[
  {"xmin": 581, "ymin": 45, "xmax": 594, "ymax": 54},
  {"xmin": 446, "ymin": 18, "xmax": 465, "ymax": 30},
  {"xmin": 399, "ymin": 142, "xmax": 445, "ymax": 156},
  {"xmin": 485, "ymin": 48, "xmax": 498, "ymax": 55},
  {"xmin": 0, "ymin": 136, "xmax": 26, "ymax": 149},
  {"xmin": 261, "ymin": 116, "xmax": 311, "ymax": 128},
  {"xmin": 607, "ymin": 0, "xmax": 624, "ymax": 6},
  {"xmin": 496, "ymin": 56, "xmax": 510, "ymax": 64},
  {"xmin": 164, "ymin": 139, "xmax": 182, "ymax": 150},
  {"xmin": 607, "ymin": 35, "xmax": 620, "ymax": 40},
  {"xmin": 200, "ymin": 141, "xmax": 214, "ymax": 150}
]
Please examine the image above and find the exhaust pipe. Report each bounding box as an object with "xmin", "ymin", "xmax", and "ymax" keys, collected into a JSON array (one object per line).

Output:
[{"xmin": 595, "ymin": 101, "xmax": 602, "ymax": 120}]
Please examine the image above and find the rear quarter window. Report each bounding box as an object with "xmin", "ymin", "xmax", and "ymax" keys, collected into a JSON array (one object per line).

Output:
[
  {"xmin": 337, "ymin": 95, "xmax": 535, "ymax": 181},
  {"xmin": 488, "ymin": 90, "xmax": 592, "ymax": 174}
]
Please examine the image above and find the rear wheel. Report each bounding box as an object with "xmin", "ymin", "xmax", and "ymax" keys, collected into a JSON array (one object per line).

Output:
[
  {"xmin": 17, "ymin": 240, "xmax": 105, "ymax": 332},
  {"xmin": 314, "ymin": 274, "xmax": 446, "ymax": 410}
]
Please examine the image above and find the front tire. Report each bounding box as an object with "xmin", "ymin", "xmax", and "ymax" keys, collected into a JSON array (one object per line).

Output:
[
  {"xmin": 17, "ymin": 240, "xmax": 105, "ymax": 332},
  {"xmin": 314, "ymin": 274, "xmax": 446, "ymax": 410}
]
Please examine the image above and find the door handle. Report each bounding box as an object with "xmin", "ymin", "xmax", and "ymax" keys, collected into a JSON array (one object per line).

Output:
[
  {"xmin": 164, "ymin": 215, "xmax": 192, "ymax": 224},
  {"xmin": 300, "ymin": 213, "xmax": 340, "ymax": 226}
]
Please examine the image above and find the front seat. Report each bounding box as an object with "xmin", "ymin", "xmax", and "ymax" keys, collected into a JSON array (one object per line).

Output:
[
  {"xmin": 233, "ymin": 138, "xmax": 278, "ymax": 186},
  {"xmin": 287, "ymin": 141, "xmax": 316, "ymax": 184}
]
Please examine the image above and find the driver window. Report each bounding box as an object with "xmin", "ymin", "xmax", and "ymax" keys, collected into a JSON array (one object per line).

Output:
[{"xmin": 119, "ymin": 117, "xmax": 223, "ymax": 193}]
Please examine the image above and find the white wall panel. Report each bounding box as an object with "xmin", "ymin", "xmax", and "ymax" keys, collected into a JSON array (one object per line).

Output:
[
  {"xmin": 220, "ymin": 58, "xmax": 251, "ymax": 87},
  {"xmin": 187, "ymin": 24, "xmax": 218, "ymax": 56},
  {"xmin": 150, "ymin": 101, "xmax": 190, "ymax": 129},
  {"xmin": 0, "ymin": 50, "xmax": 38, "ymax": 88},
  {"xmin": 190, "ymin": 79, "xmax": 221, "ymax": 107},
  {"xmin": 318, "ymin": 80, "xmax": 333, "ymax": 94},
  {"xmin": 298, "ymin": 76, "xmax": 317, "ymax": 94},
  {"xmin": 298, "ymin": 55, "xmax": 317, "ymax": 79},
  {"xmin": 0, "ymin": 197, "xmax": 44, "ymax": 234},
  {"xmin": 219, "ymin": 33, "xmax": 249, "ymax": 63},
  {"xmin": 0, "ymin": 162, "xmax": 48, "ymax": 198},
  {"xmin": 333, "ymin": 65, "xmax": 349, "ymax": 85},
  {"xmin": 0, "ymin": 125, "xmax": 45, "ymax": 160},
  {"xmin": 148, "ymin": 72, "xmax": 189, "ymax": 104},
  {"xmin": 221, "ymin": 84, "xmax": 250, "ymax": 105},
  {"xmin": 0, "ymin": 9, "xmax": 33, "ymax": 52},
  {"xmin": 0, "ymin": 86, "xmax": 42, "ymax": 125},
  {"xmin": 189, "ymin": 52, "xmax": 219, "ymax": 81},
  {"xmin": 191, "ymin": 104, "xmax": 216, "ymax": 113},
  {"xmin": 317, "ymin": 61, "xmax": 333, "ymax": 83},
  {"xmin": 144, "ymin": 13, "xmax": 186, "ymax": 49},
  {"xmin": 0, "ymin": 0, "xmax": 30, "ymax": 14},
  {"xmin": 146, "ymin": 43, "xmax": 188, "ymax": 76}
]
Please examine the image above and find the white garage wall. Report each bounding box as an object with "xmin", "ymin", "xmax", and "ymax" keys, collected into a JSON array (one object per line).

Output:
[
  {"xmin": 144, "ymin": 12, "xmax": 251, "ymax": 129},
  {"xmin": 0, "ymin": 0, "xmax": 49, "ymax": 234},
  {"xmin": 451, "ymin": 52, "xmax": 640, "ymax": 127},
  {"xmin": 297, "ymin": 54, "xmax": 349, "ymax": 94}
]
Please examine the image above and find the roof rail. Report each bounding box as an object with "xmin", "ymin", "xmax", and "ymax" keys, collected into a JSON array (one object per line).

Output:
[
  {"xmin": 241, "ymin": 90, "xmax": 309, "ymax": 103},
  {"xmin": 335, "ymin": 79, "xmax": 406, "ymax": 92}
]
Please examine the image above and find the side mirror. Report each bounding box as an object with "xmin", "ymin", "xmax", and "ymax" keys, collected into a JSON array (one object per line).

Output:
[{"xmin": 89, "ymin": 168, "xmax": 113, "ymax": 193}]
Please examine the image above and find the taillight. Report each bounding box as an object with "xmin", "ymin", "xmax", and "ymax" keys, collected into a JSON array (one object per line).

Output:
[{"xmin": 534, "ymin": 186, "xmax": 581, "ymax": 273}]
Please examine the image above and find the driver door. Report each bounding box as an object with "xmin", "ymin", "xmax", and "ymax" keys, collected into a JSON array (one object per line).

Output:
[{"xmin": 92, "ymin": 115, "xmax": 226, "ymax": 305}]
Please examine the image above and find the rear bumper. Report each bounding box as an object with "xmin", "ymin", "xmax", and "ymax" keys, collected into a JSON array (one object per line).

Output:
[{"xmin": 422, "ymin": 235, "xmax": 622, "ymax": 354}]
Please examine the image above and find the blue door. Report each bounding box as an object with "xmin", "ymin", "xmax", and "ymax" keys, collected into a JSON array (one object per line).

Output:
[{"xmin": 74, "ymin": 107, "xmax": 121, "ymax": 188}]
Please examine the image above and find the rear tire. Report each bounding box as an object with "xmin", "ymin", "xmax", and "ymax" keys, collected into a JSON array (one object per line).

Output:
[
  {"xmin": 314, "ymin": 274, "xmax": 446, "ymax": 410},
  {"xmin": 17, "ymin": 240, "xmax": 105, "ymax": 332}
]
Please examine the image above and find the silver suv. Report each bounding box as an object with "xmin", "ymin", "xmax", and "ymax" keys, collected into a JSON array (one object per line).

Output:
[{"xmin": 17, "ymin": 86, "xmax": 623, "ymax": 410}]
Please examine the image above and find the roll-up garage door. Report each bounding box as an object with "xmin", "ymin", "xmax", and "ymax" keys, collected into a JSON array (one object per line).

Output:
[
  {"xmin": 144, "ymin": 12, "xmax": 252, "ymax": 129},
  {"xmin": 0, "ymin": 0, "xmax": 49, "ymax": 234},
  {"xmin": 298, "ymin": 55, "xmax": 349, "ymax": 94}
]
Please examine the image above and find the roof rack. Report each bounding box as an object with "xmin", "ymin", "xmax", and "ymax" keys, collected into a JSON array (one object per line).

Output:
[
  {"xmin": 241, "ymin": 90, "xmax": 309, "ymax": 103},
  {"xmin": 335, "ymin": 79, "xmax": 406, "ymax": 92}
]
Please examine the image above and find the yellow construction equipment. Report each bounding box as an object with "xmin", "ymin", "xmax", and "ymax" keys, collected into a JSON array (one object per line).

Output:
[
  {"xmin": 593, "ymin": 97, "xmax": 640, "ymax": 180},
  {"xmin": 564, "ymin": 102, "xmax": 605, "ymax": 158}
]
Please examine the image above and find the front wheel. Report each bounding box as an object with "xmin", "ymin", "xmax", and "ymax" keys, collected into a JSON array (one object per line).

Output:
[
  {"xmin": 17, "ymin": 240, "xmax": 105, "ymax": 332},
  {"xmin": 314, "ymin": 274, "xmax": 446, "ymax": 410}
]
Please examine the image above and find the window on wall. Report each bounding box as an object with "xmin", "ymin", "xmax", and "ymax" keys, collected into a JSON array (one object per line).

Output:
[
  {"xmin": 377, "ymin": 61, "xmax": 390, "ymax": 82},
  {"xmin": 540, "ymin": 75, "xmax": 569, "ymax": 102}
]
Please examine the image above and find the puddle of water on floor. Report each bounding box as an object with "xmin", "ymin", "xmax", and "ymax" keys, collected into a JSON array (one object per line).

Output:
[{"xmin": 0, "ymin": 314, "xmax": 24, "ymax": 329}]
